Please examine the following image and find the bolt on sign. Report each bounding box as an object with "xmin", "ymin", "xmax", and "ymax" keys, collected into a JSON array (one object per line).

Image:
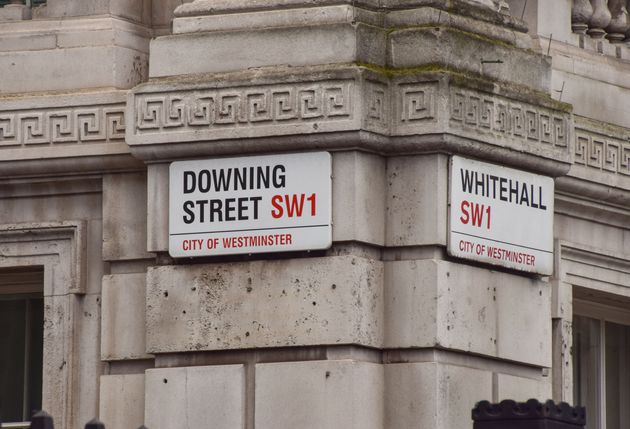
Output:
[
  {"xmin": 169, "ymin": 152, "xmax": 332, "ymax": 257},
  {"xmin": 448, "ymin": 156, "xmax": 554, "ymax": 275}
]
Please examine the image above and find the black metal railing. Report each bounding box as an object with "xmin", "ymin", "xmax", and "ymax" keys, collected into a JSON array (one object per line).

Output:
[{"xmin": 472, "ymin": 399, "xmax": 586, "ymax": 429}]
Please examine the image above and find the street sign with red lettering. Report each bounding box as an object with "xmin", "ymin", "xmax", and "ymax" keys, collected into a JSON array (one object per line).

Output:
[
  {"xmin": 169, "ymin": 152, "xmax": 332, "ymax": 257},
  {"xmin": 448, "ymin": 156, "xmax": 554, "ymax": 275}
]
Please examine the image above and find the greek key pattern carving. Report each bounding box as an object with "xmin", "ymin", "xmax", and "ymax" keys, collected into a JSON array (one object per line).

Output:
[
  {"xmin": 364, "ymin": 81, "xmax": 389, "ymax": 132},
  {"xmin": 0, "ymin": 106, "xmax": 125, "ymax": 147},
  {"xmin": 398, "ymin": 83, "xmax": 437, "ymax": 123},
  {"xmin": 135, "ymin": 81, "xmax": 353, "ymax": 134},
  {"xmin": 574, "ymin": 129, "xmax": 630, "ymax": 176},
  {"xmin": 449, "ymin": 88, "xmax": 568, "ymax": 148}
]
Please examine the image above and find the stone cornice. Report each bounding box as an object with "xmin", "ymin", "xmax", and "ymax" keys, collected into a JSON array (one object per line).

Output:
[
  {"xmin": 173, "ymin": 0, "xmax": 527, "ymax": 32},
  {"xmin": 0, "ymin": 90, "xmax": 144, "ymax": 178},
  {"xmin": 127, "ymin": 65, "xmax": 572, "ymax": 177}
]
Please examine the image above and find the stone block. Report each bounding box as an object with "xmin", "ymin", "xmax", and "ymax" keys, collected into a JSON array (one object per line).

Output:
[
  {"xmin": 0, "ymin": 18, "xmax": 150, "ymax": 94},
  {"xmin": 99, "ymin": 374, "xmax": 145, "ymax": 429},
  {"xmin": 385, "ymin": 154, "xmax": 448, "ymax": 247},
  {"xmin": 332, "ymin": 151, "xmax": 386, "ymax": 245},
  {"xmin": 385, "ymin": 259, "xmax": 551, "ymax": 367},
  {"xmin": 103, "ymin": 172, "xmax": 152, "ymax": 261},
  {"xmin": 388, "ymin": 26, "xmax": 551, "ymax": 92},
  {"xmin": 0, "ymin": 4, "xmax": 31, "ymax": 21},
  {"xmin": 495, "ymin": 373, "xmax": 551, "ymax": 402},
  {"xmin": 145, "ymin": 365, "xmax": 245, "ymax": 429},
  {"xmin": 149, "ymin": 24, "xmax": 358, "ymax": 77},
  {"xmin": 255, "ymin": 360, "xmax": 383, "ymax": 429},
  {"xmin": 146, "ymin": 255, "xmax": 384, "ymax": 353},
  {"xmin": 385, "ymin": 362, "xmax": 492, "ymax": 429},
  {"xmin": 147, "ymin": 163, "xmax": 169, "ymax": 253},
  {"xmin": 101, "ymin": 273, "xmax": 151, "ymax": 360}
]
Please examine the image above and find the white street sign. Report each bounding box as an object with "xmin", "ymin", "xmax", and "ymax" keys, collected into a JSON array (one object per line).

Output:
[
  {"xmin": 448, "ymin": 156, "xmax": 554, "ymax": 275},
  {"xmin": 169, "ymin": 152, "xmax": 332, "ymax": 257}
]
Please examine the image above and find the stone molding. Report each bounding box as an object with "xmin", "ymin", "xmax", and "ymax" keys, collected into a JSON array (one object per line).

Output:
[
  {"xmin": 0, "ymin": 221, "xmax": 87, "ymax": 294},
  {"xmin": 0, "ymin": 220, "xmax": 88, "ymax": 429},
  {"xmin": 449, "ymin": 87, "xmax": 568, "ymax": 149},
  {"xmin": 573, "ymin": 116, "xmax": 630, "ymax": 184},
  {"xmin": 575, "ymin": 130, "xmax": 630, "ymax": 174},
  {"xmin": 132, "ymin": 79, "xmax": 355, "ymax": 144},
  {"xmin": 127, "ymin": 67, "xmax": 571, "ymax": 176},
  {"xmin": 0, "ymin": 104, "xmax": 125, "ymax": 147},
  {"xmin": 0, "ymin": 90, "xmax": 144, "ymax": 178}
]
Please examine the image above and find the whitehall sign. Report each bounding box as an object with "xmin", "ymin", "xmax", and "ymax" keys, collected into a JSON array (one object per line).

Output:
[
  {"xmin": 448, "ymin": 156, "xmax": 554, "ymax": 275},
  {"xmin": 169, "ymin": 152, "xmax": 332, "ymax": 257}
]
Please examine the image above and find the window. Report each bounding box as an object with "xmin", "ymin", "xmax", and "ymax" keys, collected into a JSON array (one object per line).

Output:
[
  {"xmin": 0, "ymin": 269, "xmax": 44, "ymax": 425},
  {"xmin": 573, "ymin": 300, "xmax": 630, "ymax": 429}
]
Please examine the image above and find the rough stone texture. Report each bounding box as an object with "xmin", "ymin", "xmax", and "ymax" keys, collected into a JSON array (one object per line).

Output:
[
  {"xmin": 103, "ymin": 172, "xmax": 152, "ymax": 261},
  {"xmin": 128, "ymin": 66, "xmax": 571, "ymax": 177},
  {"xmin": 255, "ymin": 360, "xmax": 383, "ymax": 429},
  {"xmin": 0, "ymin": 18, "xmax": 150, "ymax": 94},
  {"xmin": 101, "ymin": 273, "xmax": 151, "ymax": 360},
  {"xmin": 495, "ymin": 373, "xmax": 552, "ymax": 402},
  {"xmin": 0, "ymin": 4, "xmax": 31, "ymax": 20},
  {"xmin": 332, "ymin": 151, "xmax": 386, "ymax": 245},
  {"xmin": 146, "ymin": 256, "xmax": 384, "ymax": 352},
  {"xmin": 385, "ymin": 362, "xmax": 492, "ymax": 429},
  {"xmin": 150, "ymin": 24, "xmax": 361, "ymax": 78},
  {"xmin": 145, "ymin": 365, "xmax": 245, "ymax": 429},
  {"xmin": 99, "ymin": 374, "xmax": 145, "ymax": 429},
  {"xmin": 385, "ymin": 259, "xmax": 552, "ymax": 367},
  {"xmin": 35, "ymin": 0, "xmax": 152, "ymax": 23},
  {"xmin": 146, "ymin": 163, "xmax": 170, "ymax": 253},
  {"xmin": 385, "ymin": 154, "xmax": 448, "ymax": 247}
]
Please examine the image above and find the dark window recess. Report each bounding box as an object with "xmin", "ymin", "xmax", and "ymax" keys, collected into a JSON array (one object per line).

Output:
[{"xmin": 0, "ymin": 294, "xmax": 44, "ymax": 423}]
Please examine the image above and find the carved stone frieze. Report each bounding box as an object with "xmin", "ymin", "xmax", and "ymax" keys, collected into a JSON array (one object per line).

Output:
[
  {"xmin": 448, "ymin": 87, "xmax": 569, "ymax": 149},
  {"xmin": 574, "ymin": 126, "xmax": 630, "ymax": 176},
  {"xmin": 128, "ymin": 70, "xmax": 572, "ymax": 176},
  {"xmin": 0, "ymin": 106, "xmax": 125, "ymax": 147},
  {"xmin": 131, "ymin": 80, "xmax": 356, "ymax": 144},
  {"xmin": 363, "ymin": 80, "xmax": 390, "ymax": 134}
]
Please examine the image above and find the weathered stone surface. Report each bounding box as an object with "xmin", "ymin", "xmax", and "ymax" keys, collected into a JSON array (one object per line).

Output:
[
  {"xmin": 128, "ymin": 66, "xmax": 571, "ymax": 177},
  {"xmin": 385, "ymin": 362, "xmax": 492, "ymax": 429},
  {"xmin": 146, "ymin": 163, "xmax": 170, "ymax": 253},
  {"xmin": 0, "ymin": 4, "xmax": 31, "ymax": 21},
  {"xmin": 145, "ymin": 365, "xmax": 245, "ymax": 429},
  {"xmin": 384, "ymin": 259, "xmax": 551, "ymax": 367},
  {"xmin": 101, "ymin": 273, "xmax": 151, "ymax": 360},
  {"xmin": 385, "ymin": 154, "xmax": 448, "ymax": 247},
  {"xmin": 495, "ymin": 373, "xmax": 551, "ymax": 401},
  {"xmin": 150, "ymin": 24, "xmax": 361, "ymax": 78},
  {"xmin": 146, "ymin": 256, "xmax": 384, "ymax": 352},
  {"xmin": 99, "ymin": 374, "xmax": 145, "ymax": 429},
  {"xmin": 0, "ymin": 18, "xmax": 150, "ymax": 94},
  {"xmin": 255, "ymin": 360, "xmax": 383, "ymax": 429},
  {"xmin": 103, "ymin": 172, "xmax": 152, "ymax": 261},
  {"xmin": 332, "ymin": 151, "xmax": 386, "ymax": 245}
]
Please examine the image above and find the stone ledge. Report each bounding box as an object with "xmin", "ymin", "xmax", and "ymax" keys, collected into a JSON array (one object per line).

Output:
[
  {"xmin": 0, "ymin": 89, "xmax": 144, "ymax": 178},
  {"xmin": 569, "ymin": 115, "xmax": 630, "ymax": 192},
  {"xmin": 0, "ymin": 17, "xmax": 151, "ymax": 94},
  {"xmin": 173, "ymin": 0, "xmax": 527, "ymax": 32},
  {"xmin": 127, "ymin": 65, "xmax": 571, "ymax": 177}
]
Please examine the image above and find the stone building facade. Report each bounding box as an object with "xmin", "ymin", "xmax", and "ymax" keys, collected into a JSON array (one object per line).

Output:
[{"xmin": 0, "ymin": 0, "xmax": 628, "ymax": 428}]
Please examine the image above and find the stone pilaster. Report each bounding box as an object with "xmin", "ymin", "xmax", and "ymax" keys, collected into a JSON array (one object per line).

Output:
[{"xmin": 129, "ymin": 2, "xmax": 566, "ymax": 428}]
